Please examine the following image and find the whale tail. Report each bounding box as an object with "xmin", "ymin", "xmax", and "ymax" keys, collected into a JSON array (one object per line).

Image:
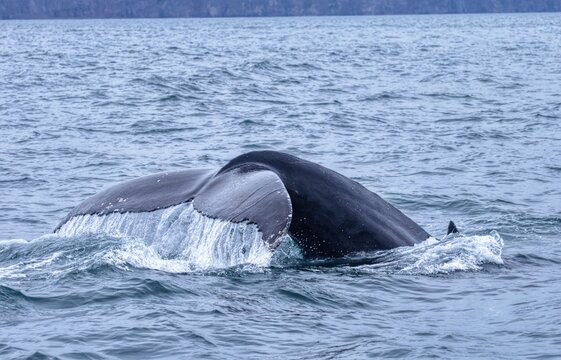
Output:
[{"xmin": 447, "ymin": 221, "xmax": 459, "ymax": 235}]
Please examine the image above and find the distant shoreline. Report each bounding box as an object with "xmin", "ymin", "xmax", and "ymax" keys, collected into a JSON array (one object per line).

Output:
[
  {"xmin": 1, "ymin": 11, "xmax": 561, "ymax": 21},
  {"xmin": 1, "ymin": 0, "xmax": 560, "ymax": 21}
]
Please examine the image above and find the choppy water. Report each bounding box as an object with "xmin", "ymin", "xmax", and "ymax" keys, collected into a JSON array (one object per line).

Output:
[{"xmin": 1, "ymin": 13, "xmax": 561, "ymax": 359}]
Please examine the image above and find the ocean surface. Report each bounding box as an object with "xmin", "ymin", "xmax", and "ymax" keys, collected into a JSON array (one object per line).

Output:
[{"xmin": 1, "ymin": 13, "xmax": 560, "ymax": 359}]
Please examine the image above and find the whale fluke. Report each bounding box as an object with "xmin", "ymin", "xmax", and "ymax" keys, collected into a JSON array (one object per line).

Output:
[
  {"xmin": 56, "ymin": 151, "xmax": 433, "ymax": 258},
  {"xmin": 193, "ymin": 165, "xmax": 292, "ymax": 248}
]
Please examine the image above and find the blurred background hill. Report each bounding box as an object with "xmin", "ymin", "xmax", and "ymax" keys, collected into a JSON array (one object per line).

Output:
[{"xmin": 1, "ymin": 0, "xmax": 560, "ymax": 20}]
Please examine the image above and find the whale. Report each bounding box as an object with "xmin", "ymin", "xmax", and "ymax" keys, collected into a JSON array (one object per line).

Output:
[{"xmin": 55, "ymin": 151, "xmax": 454, "ymax": 258}]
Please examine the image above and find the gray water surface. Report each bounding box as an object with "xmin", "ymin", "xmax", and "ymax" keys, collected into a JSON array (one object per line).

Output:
[{"xmin": 1, "ymin": 13, "xmax": 561, "ymax": 359}]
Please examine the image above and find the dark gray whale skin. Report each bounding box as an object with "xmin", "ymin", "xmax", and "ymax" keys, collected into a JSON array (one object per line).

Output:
[
  {"xmin": 56, "ymin": 151, "xmax": 431, "ymax": 258},
  {"xmin": 220, "ymin": 151, "xmax": 430, "ymax": 257}
]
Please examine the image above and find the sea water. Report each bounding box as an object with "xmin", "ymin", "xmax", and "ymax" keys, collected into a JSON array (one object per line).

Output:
[{"xmin": 1, "ymin": 13, "xmax": 560, "ymax": 359}]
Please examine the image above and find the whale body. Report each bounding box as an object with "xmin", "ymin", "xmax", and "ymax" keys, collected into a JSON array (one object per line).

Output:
[{"xmin": 56, "ymin": 151, "xmax": 432, "ymax": 258}]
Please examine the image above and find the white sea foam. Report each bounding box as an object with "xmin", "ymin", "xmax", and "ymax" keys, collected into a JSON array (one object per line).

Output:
[
  {"xmin": 0, "ymin": 238, "xmax": 29, "ymax": 246},
  {"xmin": 6, "ymin": 205, "xmax": 503, "ymax": 276},
  {"xmin": 57, "ymin": 203, "xmax": 293, "ymax": 272},
  {"xmin": 393, "ymin": 231, "xmax": 504, "ymax": 275},
  {"xmin": 0, "ymin": 248, "xmax": 63, "ymax": 279}
]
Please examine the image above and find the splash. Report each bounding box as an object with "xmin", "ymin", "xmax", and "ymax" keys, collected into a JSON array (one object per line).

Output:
[
  {"xmin": 401, "ymin": 232, "xmax": 504, "ymax": 274},
  {"xmin": 353, "ymin": 231, "xmax": 505, "ymax": 275},
  {"xmin": 57, "ymin": 203, "xmax": 293, "ymax": 272},
  {"xmin": 2, "ymin": 205, "xmax": 504, "ymax": 278}
]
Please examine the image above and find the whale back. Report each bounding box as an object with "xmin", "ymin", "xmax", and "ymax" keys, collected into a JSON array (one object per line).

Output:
[{"xmin": 220, "ymin": 151, "xmax": 431, "ymax": 258}]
